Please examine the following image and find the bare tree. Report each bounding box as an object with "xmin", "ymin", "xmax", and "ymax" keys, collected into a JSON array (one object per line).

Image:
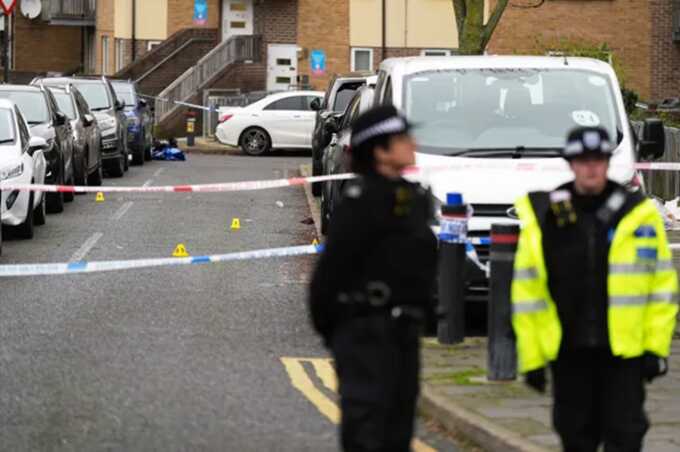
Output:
[{"xmin": 453, "ymin": 0, "xmax": 544, "ymax": 55}]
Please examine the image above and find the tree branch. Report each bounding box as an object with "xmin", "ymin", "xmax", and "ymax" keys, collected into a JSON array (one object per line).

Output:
[
  {"xmin": 452, "ymin": 0, "xmax": 466, "ymax": 39},
  {"xmin": 481, "ymin": 0, "xmax": 509, "ymax": 49}
]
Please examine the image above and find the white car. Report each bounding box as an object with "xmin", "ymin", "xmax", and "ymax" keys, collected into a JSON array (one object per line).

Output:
[
  {"xmin": 0, "ymin": 99, "xmax": 48, "ymax": 243},
  {"xmin": 216, "ymin": 90, "xmax": 324, "ymax": 156}
]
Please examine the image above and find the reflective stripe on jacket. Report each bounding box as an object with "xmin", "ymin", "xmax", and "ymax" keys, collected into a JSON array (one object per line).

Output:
[{"xmin": 511, "ymin": 193, "xmax": 678, "ymax": 373}]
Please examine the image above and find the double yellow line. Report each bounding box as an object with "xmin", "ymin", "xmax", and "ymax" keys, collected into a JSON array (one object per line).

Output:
[{"xmin": 281, "ymin": 357, "xmax": 436, "ymax": 452}]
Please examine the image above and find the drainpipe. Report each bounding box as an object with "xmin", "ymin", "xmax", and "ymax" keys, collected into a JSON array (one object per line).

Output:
[
  {"xmin": 131, "ymin": 0, "xmax": 137, "ymax": 62},
  {"xmin": 381, "ymin": 0, "xmax": 386, "ymax": 61}
]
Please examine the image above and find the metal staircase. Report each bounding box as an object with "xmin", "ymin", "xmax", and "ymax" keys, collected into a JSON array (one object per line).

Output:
[{"xmin": 154, "ymin": 35, "xmax": 262, "ymax": 126}]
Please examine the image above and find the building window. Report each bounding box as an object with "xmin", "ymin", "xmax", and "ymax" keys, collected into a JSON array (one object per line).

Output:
[
  {"xmin": 147, "ymin": 41, "xmax": 162, "ymax": 51},
  {"xmin": 101, "ymin": 35, "xmax": 110, "ymax": 75},
  {"xmin": 351, "ymin": 48, "xmax": 373, "ymax": 72},
  {"xmin": 421, "ymin": 49, "xmax": 452, "ymax": 57},
  {"xmin": 115, "ymin": 39, "xmax": 125, "ymax": 72}
]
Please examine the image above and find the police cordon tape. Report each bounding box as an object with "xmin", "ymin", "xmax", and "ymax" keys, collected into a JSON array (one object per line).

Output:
[
  {"xmin": 0, "ymin": 238, "xmax": 491, "ymax": 277},
  {"xmin": 1, "ymin": 161, "xmax": 680, "ymax": 194}
]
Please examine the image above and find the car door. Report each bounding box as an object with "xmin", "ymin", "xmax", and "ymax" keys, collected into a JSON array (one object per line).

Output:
[
  {"xmin": 299, "ymin": 96, "xmax": 323, "ymax": 147},
  {"xmin": 16, "ymin": 108, "xmax": 46, "ymax": 194},
  {"xmin": 75, "ymin": 91, "xmax": 99, "ymax": 170},
  {"xmin": 260, "ymin": 96, "xmax": 306, "ymax": 147},
  {"xmin": 45, "ymin": 90, "xmax": 73, "ymax": 178}
]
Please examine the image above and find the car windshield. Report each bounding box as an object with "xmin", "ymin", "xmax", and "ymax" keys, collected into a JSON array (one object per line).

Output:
[
  {"xmin": 332, "ymin": 83, "xmax": 362, "ymax": 112},
  {"xmin": 73, "ymin": 82, "xmax": 111, "ymax": 111},
  {"xmin": 0, "ymin": 108, "xmax": 15, "ymax": 143},
  {"xmin": 112, "ymin": 83, "xmax": 136, "ymax": 107},
  {"xmin": 403, "ymin": 68, "xmax": 622, "ymax": 156},
  {"xmin": 52, "ymin": 91, "xmax": 76, "ymax": 120},
  {"xmin": 0, "ymin": 91, "xmax": 49, "ymax": 124}
]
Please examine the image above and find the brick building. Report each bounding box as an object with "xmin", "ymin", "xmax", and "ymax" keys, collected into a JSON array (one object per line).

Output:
[
  {"xmin": 488, "ymin": 0, "xmax": 680, "ymax": 102},
  {"xmin": 4, "ymin": 0, "xmax": 96, "ymax": 81}
]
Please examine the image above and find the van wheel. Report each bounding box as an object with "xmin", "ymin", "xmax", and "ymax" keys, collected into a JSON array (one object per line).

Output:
[
  {"xmin": 88, "ymin": 161, "xmax": 103, "ymax": 186},
  {"xmin": 240, "ymin": 128, "xmax": 271, "ymax": 156},
  {"xmin": 14, "ymin": 192, "xmax": 35, "ymax": 239},
  {"xmin": 108, "ymin": 155, "xmax": 125, "ymax": 178}
]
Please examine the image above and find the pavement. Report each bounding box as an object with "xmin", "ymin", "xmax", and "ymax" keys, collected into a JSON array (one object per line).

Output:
[{"xmin": 0, "ymin": 153, "xmax": 465, "ymax": 451}]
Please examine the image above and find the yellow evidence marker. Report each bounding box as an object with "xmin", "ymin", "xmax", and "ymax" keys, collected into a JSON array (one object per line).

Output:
[
  {"xmin": 172, "ymin": 243, "xmax": 190, "ymax": 257},
  {"xmin": 230, "ymin": 218, "xmax": 241, "ymax": 230},
  {"xmin": 312, "ymin": 239, "xmax": 319, "ymax": 246},
  {"xmin": 95, "ymin": 192, "xmax": 105, "ymax": 202}
]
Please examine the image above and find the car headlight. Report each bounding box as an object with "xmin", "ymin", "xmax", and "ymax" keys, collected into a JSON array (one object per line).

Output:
[
  {"xmin": 0, "ymin": 163, "xmax": 24, "ymax": 181},
  {"xmin": 99, "ymin": 117, "xmax": 117, "ymax": 131}
]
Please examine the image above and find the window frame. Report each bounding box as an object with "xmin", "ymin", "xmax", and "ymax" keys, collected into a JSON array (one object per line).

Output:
[{"xmin": 351, "ymin": 48, "xmax": 374, "ymax": 72}]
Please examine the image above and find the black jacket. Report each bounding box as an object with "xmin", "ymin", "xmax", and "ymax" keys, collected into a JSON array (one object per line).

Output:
[
  {"xmin": 308, "ymin": 174, "xmax": 438, "ymax": 341},
  {"xmin": 533, "ymin": 181, "xmax": 644, "ymax": 351}
]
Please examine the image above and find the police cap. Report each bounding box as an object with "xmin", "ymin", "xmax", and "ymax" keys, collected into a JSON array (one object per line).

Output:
[
  {"xmin": 350, "ymin": 105, "xmax": 412, "ymax": 150},
  {"xmin": 563, "ymin": 126, "xmax": 615, "ymax": 161}
]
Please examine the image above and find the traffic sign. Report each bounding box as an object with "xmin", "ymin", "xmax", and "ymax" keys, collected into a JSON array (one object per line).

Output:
[{"xmin": 0, "ymin": 0, "xmax": 16, "ymax": 15}]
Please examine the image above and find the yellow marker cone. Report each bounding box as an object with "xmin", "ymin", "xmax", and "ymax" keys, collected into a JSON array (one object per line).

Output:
[
  {"xmin": 172, "ymin": 243, "xmax": 190, "ymax": 257},
  {"xmin": 312, "ymin": 239, "xmax": 319, "ymax": 246},
  {"xmin": 230, "ymin": 218, "xmax": 241, "ymax": 230},
  {"xmin": 95, "ymin": 192, "xmax": 105, "ymax": 202}
]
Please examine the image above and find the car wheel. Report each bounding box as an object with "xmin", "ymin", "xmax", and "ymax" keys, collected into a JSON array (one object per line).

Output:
[
  {"xmin": 63, "ymin": 167, "xmax": 75, "ymax": 203},
  {"xmin": 75, "ymin": 152, "xmax": 87, "ymax": 186},
  {"xmin": 132, "ymin": 143, "xmax": 145, "ymax": 166},
  {"xmin": 107, "ymin": 153, "xmax": 125, "ymax": 178},
  {"xmin": 144, "ymin": 143, "xmax": 152, "ymax": 161},
  {"xmin": 34, "ymin": 192, "xmax": 46, "ymax": 226},
  {"xmin": 88, "ymin": 160, "xmax": 103, "ymax": 186},
  {"xmin": 46, "ymin": 166, "xmax": 64, "ymax": 214},
  {"xmin": 14, "ymin": 192, "xmax": 35, "ymax": 239},
  {"xmin": 239, "ymin": 127, "xmax": 271, "ymax": 156}
]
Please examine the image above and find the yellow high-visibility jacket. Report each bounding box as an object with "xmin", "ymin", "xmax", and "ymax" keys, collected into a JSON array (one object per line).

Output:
[{"xmin": 512, "ymin": 192, "xmax": 678, "ymax": 373}]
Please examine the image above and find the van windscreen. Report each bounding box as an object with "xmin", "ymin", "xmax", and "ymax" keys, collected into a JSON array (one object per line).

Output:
[{"xmin": 404, "ymin": 68, "xmax": 621, "ymax": 156}]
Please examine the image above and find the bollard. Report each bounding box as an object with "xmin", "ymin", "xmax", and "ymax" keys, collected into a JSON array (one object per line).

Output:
[
  {"xmin": 487, "ymin": 223, "xmax": 519, "ymax": 381},
  {"xmin": 186, "ymin": 111, "xmax": 197, "ymax": 147},
  {"xmin": 437, "ymin": 193, "xmax": 468, "ymax": 345}
]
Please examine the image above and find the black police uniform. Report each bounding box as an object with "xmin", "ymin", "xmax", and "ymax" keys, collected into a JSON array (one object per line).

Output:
[
  {"xmin": 309, "ymin": 174, "xmax": 438, "ymax": 452},
  {"xmin": 528, "ymin": 180, "xmax": 649, "ymax": 452}
]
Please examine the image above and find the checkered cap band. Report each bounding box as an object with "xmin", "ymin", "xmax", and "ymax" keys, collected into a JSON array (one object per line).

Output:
[{"xmin": 351, "ymin": 117, "xmax": 408, "ymax": 148}]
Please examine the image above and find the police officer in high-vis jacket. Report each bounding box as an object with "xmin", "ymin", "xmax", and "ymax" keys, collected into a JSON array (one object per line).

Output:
[
  {"xmin": 309, "ymin": 106, "xmax": 438, "ymax": 452},
  {"xmin": 512, "ymin": 126, "xmax": 678, "ymax": 452}
]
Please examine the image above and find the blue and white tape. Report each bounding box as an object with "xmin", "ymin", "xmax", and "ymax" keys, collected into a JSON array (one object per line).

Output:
[{"xmin": 0, "ymin": 244, "xmax": 324, "ymax": 277}]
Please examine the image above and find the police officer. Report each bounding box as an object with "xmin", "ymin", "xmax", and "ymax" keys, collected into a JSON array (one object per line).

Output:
[
  {"xmin": 308, "ymin": 105, "xmax": 438, "ymax": 452},
  {"xmin": 511, "ymin": 126, "xmax": 678, "ymax": 452}
]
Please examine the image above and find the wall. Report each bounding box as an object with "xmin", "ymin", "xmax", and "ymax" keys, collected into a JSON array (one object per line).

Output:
[
  {"xmin": 114, "ymin": 0, "xmax": 168, "ymax": 40},
  {"xmin": 298, "ymin": 0, "xmax": 350, "ymax": 90},
  {"xmin": 487, "ymin": 0, "xmax": 653, "ymax": 100},
  {"xmin": 13, "ymin": 14, "xmax": 83, "ymax": 73},
  {"xmin": 96, "ymin": 0, "xmax": 116, "ymax": 75},
  {"xmin": 649, "ymin": 0, "xmax": 680, "ymax": 101},
  {"xmin": 349, "ymin": 0, "xmax": 457, "ymax": 49},
  {"xmin": 167, "ymin": 0, "xmax": 220, "ymax": 36}
]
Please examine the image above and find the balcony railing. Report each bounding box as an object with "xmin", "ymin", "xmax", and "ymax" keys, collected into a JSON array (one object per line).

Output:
[
  {"xmin": 155, "ymin": 35, "xmax": 262, "ymax": 124},
  {"xmin": 42, "ymin": 0, "xmax": 96, "ymax": 26}
]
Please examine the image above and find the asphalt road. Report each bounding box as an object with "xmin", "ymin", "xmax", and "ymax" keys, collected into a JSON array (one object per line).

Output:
[{"xmin": 0, "ymin": 153, "xmax": 464, "ymax": 451}]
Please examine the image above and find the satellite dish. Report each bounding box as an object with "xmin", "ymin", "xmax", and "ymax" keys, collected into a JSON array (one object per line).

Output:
[{"xmin": 21, "ymin": 0, "xmax": 41, "ymax": 19}]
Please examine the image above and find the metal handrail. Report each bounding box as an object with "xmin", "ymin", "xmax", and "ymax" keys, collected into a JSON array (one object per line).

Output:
[{"xmin": 155, "ymin": 35, "xmax": 261, "ymax": 124}]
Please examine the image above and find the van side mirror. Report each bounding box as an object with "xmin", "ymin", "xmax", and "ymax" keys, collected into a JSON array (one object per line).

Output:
[
  {"xmin": 310, "ymin": 98, "xmax": 321, "ymax": 111},
  {"xmin": 116, "ymin": 100, "xmax": 125, "ymax": 111},
  {"xmin": 139, "ymin": 98, "xmax": 148, "ymax": 108},
  {"xmin": 28, "ymin": 136, "xmax": 48, "ymax": 155},
  {"xmin": 639, "ymin": 118, "xmax": 665, "ymax": 160},
  {"xmin": 83, "ymin": 114, "xmax": 95, "ymax": 127}
]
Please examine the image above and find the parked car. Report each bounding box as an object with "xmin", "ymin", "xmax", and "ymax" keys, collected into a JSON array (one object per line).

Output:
[
  {"xmin": 111, "ymin": 80, "xmax": 153, "ymax": 164},
  {"xmin": 48, "ymin": 85, "xmax": 103, "ymax": 186},
  {"xmin": 216, "ymin": 90, "xmax": 324, "ymax": 156},
  {"xmin": 373, "ymin": 55, "xmax": 666, "ymax": 308},
  {"xmin": 320, "ymin": 85, "xmax": 375, "ymax": 234},
  {"xmin": 34, "ymin": 76, "xmax": 129, "ymax": 177},
  {"xmin": 0, "ymin": 84, "xmax": 75, "ymax": 213},
  {"xmin": 310, "ymin": 72, "xmax": 375, "ymax": 196},
  {"xmin": 0, "ymin": 99, "xmax": 48, "ymax": 241}
]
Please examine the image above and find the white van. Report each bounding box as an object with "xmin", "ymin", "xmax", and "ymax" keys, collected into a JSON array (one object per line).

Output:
[{"xmin": 373, "ymin": 56, "xmax": 665, "ymax": 303}]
